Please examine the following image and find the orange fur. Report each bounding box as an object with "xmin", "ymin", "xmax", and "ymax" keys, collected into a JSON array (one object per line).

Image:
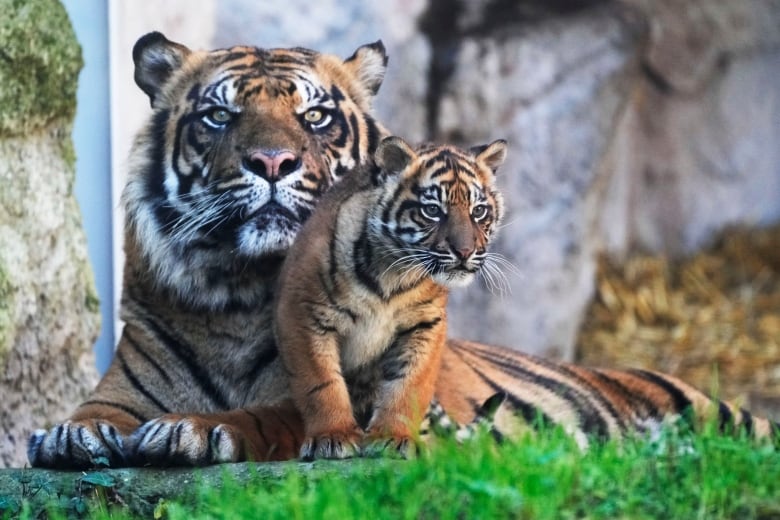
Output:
[{"xmin": 275, "ymin": 137, "xmax": 506, "ymax": 458}]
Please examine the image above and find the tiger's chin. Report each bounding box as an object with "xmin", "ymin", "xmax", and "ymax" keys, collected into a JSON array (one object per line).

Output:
[
  {"xmin": 434, "ymin": 269, "xmax": 476, "ymax": 288},
  {"xmin": 236, "ymin": 218, "xmax": 301, "ymax": 259}
]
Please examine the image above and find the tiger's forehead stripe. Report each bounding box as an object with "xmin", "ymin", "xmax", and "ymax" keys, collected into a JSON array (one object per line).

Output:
[
  {"xmin": 192, "ymin": 47, "xmax": 333, "ymax": 108},
  {"xmin": 413, "ymin": 149, "xmax": 490, "ymax": 207}
]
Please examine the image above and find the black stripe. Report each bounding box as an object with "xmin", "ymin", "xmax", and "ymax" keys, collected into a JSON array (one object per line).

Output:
[
  {"xmin": 123, "ymin": 328, "xmax": 172, "ymax": 385},
  {"xmin": 349, "ymin": 112, "xmax": 361, "ymax": 167},
  {"xmin": 395, "ymin": 317, "xmax": 442, "ymax": 338},
  {"xmin": 476, "ymin": 367, "xmax": 552, "ymax": 427},
  {"xmin": 241, "ymin": 340, "xmax": 279, "ymax": 383},
  {"xmin": 463, "ymin": 348, "xmax": 610, "ymax": 438},
  {"xmin": 365, "ymin": 116, "xmax": 381, "ymax": 155},
  {"xmin": 531, "ymin": 359, "xmax": 627, "ymax": 432},
  {"xmin": 429, "ymin": 165, "xmax": 453, "ymax": 179},
  {"xmin": 309, "ymin": 309, "xmax": 338, "ymax": 334},
  {"xmin": 307, "ymin": 380, "xmax": 335, "ymax": 396},
  {"xmin": 380, "ymin": 317, "xmax": 444, "ymax": 380},
  {"xmin": 316, "ymin": 269, "xmax": 357, "ymax": 322},
  {"xmin": 80, "ymin": 400, "xmax": 147, "ymax": 423},
  {"xmin": 739, "ymin": 408, "xmax": 754, "ymax": 435},
  {"xmin": 592, "ymin": 370, "xmax": 661, "ymax": 419},
  {"xmin": 449, "ymin": 346, "xmax": 553, "ymax": 427},
  {"xmin": 353, "ymin": 226, "xmax": 383, "ymax": 298},
  {"xmin": 629, "ymin": 369, "xmax": 693, "ymax": 414},
  {"xmin": 143, "ymin": 316, "xmax": 230, "ymax": 410},
  {"xmin": 718, "ymin": 401, "xmax": 733, "ymax": 432},
  {"xmin": 244, "ymin": 409, "xmax": 270, "ymax": 449},
  {"xmin": 271, "ymin": 408, "xmax": 302, "ymax": 442},
  {"xmin": 117, "ymin": 351, "xmax": 171, "ymax": 414}
]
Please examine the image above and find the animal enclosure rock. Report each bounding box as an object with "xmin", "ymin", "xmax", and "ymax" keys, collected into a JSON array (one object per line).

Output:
[{"xmin": 0, "ymin": 0, "xmax": 100, "ymax": 468}]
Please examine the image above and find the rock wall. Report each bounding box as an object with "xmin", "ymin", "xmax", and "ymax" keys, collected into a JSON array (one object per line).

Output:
[{"xmin": 0, "ymin": 0, "xmax": 100, "ymax": 467}]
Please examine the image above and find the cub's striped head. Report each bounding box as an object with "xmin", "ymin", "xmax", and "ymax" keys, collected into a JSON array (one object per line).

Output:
[
  {"xmin": 371, "ymin": 136, "xmax": 508, "ymax": 288},
  {"xmin": 123, "ymin": 32, "xmax": 387, "ymax": 308}
]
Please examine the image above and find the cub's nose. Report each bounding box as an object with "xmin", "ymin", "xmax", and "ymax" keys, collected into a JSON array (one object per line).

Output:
[
  {"xmin": 243, "ymin": 149, "xmax": 301, "ymax": 180},
  {"xmin": 453, "ymin": 245, "xmax": 475, "ymax": 260}
]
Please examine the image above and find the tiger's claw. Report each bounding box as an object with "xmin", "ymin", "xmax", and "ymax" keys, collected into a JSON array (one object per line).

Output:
[
  {"xmin": 129, "ymin": 416, "xmax": 244, "ymax": 466},
  {"xmin": 299, "ymin": 431, "xmax": 362, "ymax": 461},
  {"xmin": 27, "ymin": 420, "xmax": 126, "ymax": 469}
]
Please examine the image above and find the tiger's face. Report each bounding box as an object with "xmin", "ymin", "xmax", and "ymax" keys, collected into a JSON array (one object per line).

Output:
[
  {"xmin": 123, "ymin": 32, "xmax": 387, "ymax": 307},
  {"xmin": 371, "ymin": 136, "xmax": 508, "ymax": 288}
]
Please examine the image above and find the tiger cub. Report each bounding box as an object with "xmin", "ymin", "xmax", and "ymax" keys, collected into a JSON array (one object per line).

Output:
[{"xmin": 275, "ymin": 136, "xmax": 508, "ymax": 460}]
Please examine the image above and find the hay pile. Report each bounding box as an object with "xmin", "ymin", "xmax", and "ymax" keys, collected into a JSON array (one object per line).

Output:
[{"xmin": 576, "ymin": 223, "xmax": 780, "ymax": 418}]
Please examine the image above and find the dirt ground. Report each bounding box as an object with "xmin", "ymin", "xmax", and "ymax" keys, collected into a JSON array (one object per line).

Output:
[{"xmin": 576, "ymin": 223, "xmax": 780, "ymax": 420}]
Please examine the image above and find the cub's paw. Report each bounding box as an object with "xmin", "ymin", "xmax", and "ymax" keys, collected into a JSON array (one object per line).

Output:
[
  {"xmin": 28, "ymin": 420, "xmax": 126, "ymax": 469},
  {"xmin": 300, "ymin": 430, "xmax": 362, "ymax": 461},
  {"xmin": 363, "ymin": 435, "xmax": 416, "ymax": 459},
  {"xmin": 129, "ymin": 416, "xmax": 244, "ymax": 466}
]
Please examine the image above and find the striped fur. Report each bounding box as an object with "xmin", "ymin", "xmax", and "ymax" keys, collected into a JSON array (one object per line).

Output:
[
  {"xmin": 275, "ymin": 137, "xmax": 507, "ymax": 460},
  {"xmin": 28, "ymin": 33, "xmax": 776, "ymax": 469},
  {"xmin": 436, "ymin": 340, "xmax": 778, "ymax": 448}
]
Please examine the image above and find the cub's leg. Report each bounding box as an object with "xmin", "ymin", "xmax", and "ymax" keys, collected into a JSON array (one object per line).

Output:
[
  {"xmin": 365, "ymin": 322, "xmax": 446, "ymax": 457},
  {"xmin": 278, "ymin": 327, "xmax": 363, "ymax": 460}
]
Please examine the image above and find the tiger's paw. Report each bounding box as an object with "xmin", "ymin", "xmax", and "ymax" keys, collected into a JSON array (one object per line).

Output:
[
  {"xmin": 27, "ymin": 420, "xmax": 126, "ymax": 469},
  {"xmin": 362, "ymin": 434, "xmax": 416, "ymax": 459},
  {"xmin": 299, "ymin": 429, "xmax": 362, "ymax": 461},
  {"xmin": 129, "ymin": 416, "xmax": 244, "ymax": 466}
]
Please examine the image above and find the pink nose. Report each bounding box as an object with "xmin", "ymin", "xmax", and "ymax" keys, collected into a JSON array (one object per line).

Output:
[
  {"xmin": 454, "ymin": 246, "xmax": 474, "ymax": 260},
  {"xmin": 244, "ymin": 150, "xmax": 301, "ymax": 180}
]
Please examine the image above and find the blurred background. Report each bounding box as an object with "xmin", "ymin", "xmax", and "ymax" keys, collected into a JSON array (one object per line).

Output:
[{"xmin": 0, "ymin": 0, "xmax": 778, "ymax": 466}]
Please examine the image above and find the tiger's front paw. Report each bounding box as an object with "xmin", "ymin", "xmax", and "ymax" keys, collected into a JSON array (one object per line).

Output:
[
  {"xmin": 300, "ymin": 428, "xmax": 363, "ymax": 461},
  {"xmin": 28, "ymin": 420, "xmax": 126, "ymax": 469},
  {"xmin": 363, "ymin": 434, "xmax": 416, "ymax": 459},
  {"xmin": 128, "ymin": 416, "xmax": 244, "ymax": 466}
]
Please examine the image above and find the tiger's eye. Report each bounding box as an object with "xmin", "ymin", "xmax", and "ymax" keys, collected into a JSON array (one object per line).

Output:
[
  {"xmin": 304, "ymin": 109, "xmax": 323, "ymax": 123},
  {"xmin": 420, "ymin": 204, "xmax": 442, "ymax": 220},
  {"xmin": 471, "ymin": 205, "xmax": 488, "ymax": 220},
  {"xmin": 209, "ymin": 108, "xmax": 232, "ymax": 124}
]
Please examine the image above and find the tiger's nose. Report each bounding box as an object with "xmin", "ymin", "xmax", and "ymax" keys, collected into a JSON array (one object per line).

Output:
[
  {"xmin": 453, "ymin": 246, "xmax": 474, "ymax": 260},
  {"xmin": 243, "ymin": 150, "xmax": 301, "ymax": 180}
]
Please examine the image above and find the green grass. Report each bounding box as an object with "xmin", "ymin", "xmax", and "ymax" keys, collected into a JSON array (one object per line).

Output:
[{"xmin": 18, "ymin": 424, "xmax": 780, "ymax": 519}]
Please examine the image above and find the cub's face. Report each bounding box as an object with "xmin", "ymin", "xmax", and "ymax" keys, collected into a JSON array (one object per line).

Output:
[
  {"xmin": 124, "ymin": 33, "xmax": 388, "ymax": 306},
  {"xmin": 372, "ymin": 137, "xmax": 508, "ymax": 288}
]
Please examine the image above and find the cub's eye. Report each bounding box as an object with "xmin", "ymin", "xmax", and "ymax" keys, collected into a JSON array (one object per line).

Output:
[
  {"xmin": 203, "ymin": 108, "xmax": 233, "ymax": 127},
  {"xmin": 471, "ymin": 205, "xmax": 489, "ymax": 220},
  {"xmin": 302, "ymin": 108, "xmax": 332, "ymax": 130},
  {"xmin": 420, "ymin": 204, "xmax": 442, "ymax": 221}
]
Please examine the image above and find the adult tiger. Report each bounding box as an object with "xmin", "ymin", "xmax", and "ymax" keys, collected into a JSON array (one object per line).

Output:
[{"xmin": 28, "ymin": 33, "xmax": 776, "ymax": 469}]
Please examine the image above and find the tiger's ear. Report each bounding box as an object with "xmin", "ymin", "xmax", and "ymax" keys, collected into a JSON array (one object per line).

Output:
[
  {"xmin": 343, "ymin": 40, "xmax": 388, "ymax": 96},
  {"xmin": 133, "ymin": 31, "xmax": 191, "ymax": 107},
  {"xmin": 471, "ymin": 139, "xmax": 508, "ymax": 175},
  {"xmin": 375, "ymin": 136, "xmax": 417, "ymax": 178}
]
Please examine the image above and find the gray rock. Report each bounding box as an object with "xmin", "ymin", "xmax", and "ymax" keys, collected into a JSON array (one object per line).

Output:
[{"xmin": 0, "ymin": 0, "xmax": 100, "ymax": 468}]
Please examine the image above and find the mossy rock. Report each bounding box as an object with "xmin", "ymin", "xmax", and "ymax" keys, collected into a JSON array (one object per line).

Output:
[{"xmin": 0, "ymin": 0, "xmax": 82, "ymax": 137}]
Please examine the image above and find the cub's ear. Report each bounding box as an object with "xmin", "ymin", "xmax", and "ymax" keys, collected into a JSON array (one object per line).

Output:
[
  {"xmin": 471, "ymin": 139, "xmax": 508, "ymax": 174},
  {"xmin": 343, "ymin": 40, "xmax": 388, "ymax": 96},
  {"xmin": 133, "ymin": 31, "xmax": 191, "ymax": 106},
  {"xmin": 375, "ymin": 136, "xmax": 417, "ymax": 178}
]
